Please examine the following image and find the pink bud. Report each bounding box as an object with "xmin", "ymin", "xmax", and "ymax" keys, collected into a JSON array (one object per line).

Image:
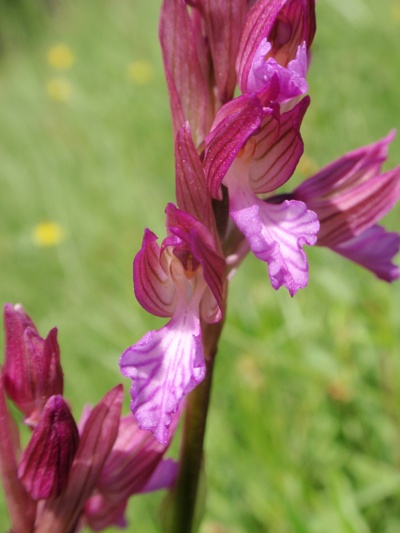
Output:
[
  {"xmin": 18, "ymin": 395, "xmax": 79, "ymax": 500},
  {"xmin": 3, "ymin": 304, "xmax": 63, "ymax": 424}
]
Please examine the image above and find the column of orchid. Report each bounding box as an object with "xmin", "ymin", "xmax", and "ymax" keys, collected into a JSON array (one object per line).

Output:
[{"xmin": 120, "ymin": 0, "xmax": 400, "ymax": 531}]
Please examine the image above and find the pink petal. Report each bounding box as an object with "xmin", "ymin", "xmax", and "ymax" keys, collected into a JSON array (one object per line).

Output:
[
  {"xmin": 204, "ymin": 94, "xmax": 264, "ymax": 199},
  {"xmin": 249, "ymin": 40, "xmax": 308, "ymax": 101},
  {"xmin": 120, "ymin": 310, "xmax": 205, "ymax": 445},
  {"xmin": 249, "ymin": 97, "xmax": 309, "ymax": 193},
  {"xmin": 98, "ymin": 411, "xmax": 180, "ymax": 499},
  {"xmin": 331, "ymin": 225, "xmax": 400, "ymax": 282},
  {"xmin": 228, "ymin": 180, "xmax": 319, "ymax": 295},
  {"xmin": 236, "ymin": 0, "xmax": 286, "ymax": 93},
  {"xmin": 295, "ymin": 131, "xmax": 396, "ymax": 199},
  {"xmin": 301, "ymin": 167, "xmax": 400, "ymax": 247},
  {"xmin": 269, "ymin": 0, "xmax": 316, "ymax": 61},
  {"xmin": 134, "ymin": 229, "xmax": 177, "ymax": 318}
]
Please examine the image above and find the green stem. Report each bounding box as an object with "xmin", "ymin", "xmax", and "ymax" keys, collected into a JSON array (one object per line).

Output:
[{"xmin": 165, "ymin": 318, "xmax": 225, "ymax": 533}]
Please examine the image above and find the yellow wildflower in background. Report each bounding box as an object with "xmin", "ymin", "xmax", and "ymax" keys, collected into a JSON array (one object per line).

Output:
[
  {"xmin": 32, "ymin": 222, "xmax": 65, "ymax": 247},
  {"xmin": 296, "ymin": 154, "xmax": 319, "ymax": 177},
  {"xmin": 47, "ymin": 44, "xmax": 75, "ymax": 70},
  {"xmin": 391, "ymin": 2, "xmax": 400, "ymax": 22},
  {"xmin": 127, "ymin": 60, "xmax": 154, "ymax": 85},
  {"xmin": 46, "ymin": 78, "xmax": 72, "ymax": 102}
]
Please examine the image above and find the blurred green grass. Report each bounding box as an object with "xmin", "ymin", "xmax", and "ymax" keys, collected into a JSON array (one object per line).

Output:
[{"xmin": 1, "ymin": 0, "xmax": 400, "ymax": 531}]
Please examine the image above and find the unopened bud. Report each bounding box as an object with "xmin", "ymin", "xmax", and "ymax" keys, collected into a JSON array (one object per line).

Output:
[
  {"xmin": 18, "ymin": 395, "xmax": 79, "ymax": 500},
  {"xmin": 3, "ymin": 304, "xmax": 63, "ymax": 424}
]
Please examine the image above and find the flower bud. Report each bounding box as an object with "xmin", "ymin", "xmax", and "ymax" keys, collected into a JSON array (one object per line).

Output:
[
  {"xmin": 3, "ymin": 304, "xmax": 63, "ymax": 425},
  {"xmin": 18, "ymin": 395, "xmax": 79, "ymax": 500}
]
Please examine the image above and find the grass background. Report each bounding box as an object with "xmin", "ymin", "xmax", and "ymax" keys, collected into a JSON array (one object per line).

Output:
[{"xmin": 1, "ymin": 0, "xmax": 400, "ymax": 531}]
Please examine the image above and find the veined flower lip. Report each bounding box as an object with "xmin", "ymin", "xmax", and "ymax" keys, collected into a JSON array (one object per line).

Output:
[{"xmin": 120, "ymin": 306, "xmax": 205, "ymax": 445}]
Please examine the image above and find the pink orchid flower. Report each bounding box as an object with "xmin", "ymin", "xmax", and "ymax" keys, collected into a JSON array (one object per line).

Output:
[
  {"xmin": 204, "ymin": 93, "xmax": 319, "ymax": 295},
  {"xmin": 120, "ymin": 203, "xmax": 225, "ymax": 445}
]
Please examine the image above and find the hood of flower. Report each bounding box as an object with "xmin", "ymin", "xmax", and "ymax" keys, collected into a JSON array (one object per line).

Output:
[{"xmin": 161, "ymin": 243, "xmax": 207, "ymax": 312}]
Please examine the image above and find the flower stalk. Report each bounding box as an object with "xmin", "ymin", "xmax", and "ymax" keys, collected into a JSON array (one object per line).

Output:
[{"xmin": 166, "ymin": 317, "xmax": 225, "ymax": 533}]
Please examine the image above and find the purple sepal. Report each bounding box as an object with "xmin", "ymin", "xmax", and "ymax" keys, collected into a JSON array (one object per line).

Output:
[
  {"xmin": 331, "ymin": 226, "xmax": 400, "ymax": 282},
  {"xmin": 3, "ymin": 304, "xmax": 63, "ymax": 425},
  {"xmin": 295, "ymin": 131, "xmax": 395, "ymax": 198},
  {"xmin": 294, "ymin": 131, "xmax": 400, "ymax": 246},
  {"xmin": 82, "ymin": 411, "xmax": 179, "ymax": 531},
  {"xmin": 140, "ymin": 457, "xmax": 179, "ymax": 493},
  {"xmin": 18, "ymin": 395, "xmax": 79, "ymax": 500},
  {"xmin": 134, "ymin": 206, "xmax": 225, "ymax": 322},
  {"xmin": 97, "ymin": 411, "xmax": 179, "ymax": 499}
]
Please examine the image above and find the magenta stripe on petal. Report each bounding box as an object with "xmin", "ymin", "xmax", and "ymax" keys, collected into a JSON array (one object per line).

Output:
[
  {"xmin": 236, "ymin": 0, "xmax": 286, "ymax": 93},
  {"xmin": 250, "ymin": 97, "xmax": 309, "ymax": 193},
  {"xmin": 204, "ymin": 94, "xmax": 264, "ymax": 199},
  {"xmin": 295, "ymin": 131, "xmax": 396, "ymax": 200},
  {"xmin": 134, "ymin": 229, "xmax": 177, "ymax": 318},
  {"xmin": 175, "ymin": 123, "xmax": 217, "ymax": 241}
]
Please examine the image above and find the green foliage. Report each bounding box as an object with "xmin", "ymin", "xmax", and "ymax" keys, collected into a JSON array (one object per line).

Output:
[{"xmin": 0, "ymin": 0, "xmax": 399, "ymax": 531}]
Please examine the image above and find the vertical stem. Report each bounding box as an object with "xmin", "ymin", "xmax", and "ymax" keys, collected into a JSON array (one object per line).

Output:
[{"xmin": 165, "ymin": 319, "xmax": 225, "ymax": 533}]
